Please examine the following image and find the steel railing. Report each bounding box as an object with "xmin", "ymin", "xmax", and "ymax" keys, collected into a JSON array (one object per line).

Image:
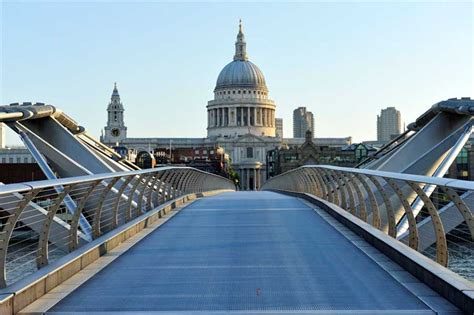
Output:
[
  {"xmin": 0, "ymin": 166, "xmax": 235, "ymax": 287},
  {"xmin": 262, "ymin": 165, "xmax": 474, "ymax": 279}
]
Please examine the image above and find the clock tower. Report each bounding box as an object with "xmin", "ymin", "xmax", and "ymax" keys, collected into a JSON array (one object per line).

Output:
[{"xmin": 102, "ymin": 82, "xmax": 127, "ymax": 144}]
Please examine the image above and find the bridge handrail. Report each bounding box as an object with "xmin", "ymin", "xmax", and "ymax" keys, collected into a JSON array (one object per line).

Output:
[
  {"xmin": 0, "ymin": 166, "xmax": 229, "ymax": 194},
  {"xmin": 0, "ymin": 167, "xmax": 235, "ymax": 288},
  {"xmin": 262, "ymin": 165, "xmax": 474, "ymax": 276}
]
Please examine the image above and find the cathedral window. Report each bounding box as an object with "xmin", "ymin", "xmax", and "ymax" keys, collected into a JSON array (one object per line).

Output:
[
  {"xmin": 243, "ymin": 90, "xmax": 246, "ymax": 94},
  {"xmin": 238, "ymin": 90, "xmax": 241, "ymax": 94},
  {"xmin": 246, "ymin": 147, "xmax": 253, "ymax": 158},
  {"xmin": 233, "ymin": 91, "xmax": 236, "ymax": 94}
]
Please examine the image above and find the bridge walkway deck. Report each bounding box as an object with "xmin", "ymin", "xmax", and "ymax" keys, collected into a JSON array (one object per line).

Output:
[{"xmin": 45, "ymin": 191, "xmax": 459, "ymax": 314}]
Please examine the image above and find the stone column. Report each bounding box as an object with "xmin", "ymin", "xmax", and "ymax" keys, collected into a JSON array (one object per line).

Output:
[
  {"xmin": 246, "ymin": 169, "xmax": 250, "ymax": 191},
  {"xmin": 262, "ymin": 108, "xmax": 266, "ymax": 126},
  {"xmin": 239, "ymin": 169, "xmax": 243, "ymax": 190},
  {"xmin": 253, "ymin": 107, "xmax": 257, "ymax": 127},
  {"xmin": 254, "ymin": 168, "xmax": 257, "ymax": 190},
  {"xmin": 248, "ymin": 107, "xmax": 251, "ymax": 126}
]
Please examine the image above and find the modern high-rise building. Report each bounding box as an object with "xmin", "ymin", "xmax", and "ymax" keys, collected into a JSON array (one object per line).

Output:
[
  {"xmin": 293, "ymin": 107, "xmax": 314, "ymax": 138},
  {"xmin": 377, "ymin": 107, "xmax": 402, "ymax": 143},
  {"xmin": 275, "ymin": 118, "xmax": 283, "ymax": 138},
  {"xmin": 0, "ymin": 123, "xmax": 5, "ymax": 149}
]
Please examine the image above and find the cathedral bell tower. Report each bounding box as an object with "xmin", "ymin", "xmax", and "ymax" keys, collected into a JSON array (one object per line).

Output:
[{"xmin": 102, "ymin": 82, "xmax": 127, "ymax": 144}]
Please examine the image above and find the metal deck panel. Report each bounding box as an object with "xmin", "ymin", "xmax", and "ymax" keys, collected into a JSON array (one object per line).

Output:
[{"xmin": 49, "ymin": 191, "xmax": 432, "ymax": 313}]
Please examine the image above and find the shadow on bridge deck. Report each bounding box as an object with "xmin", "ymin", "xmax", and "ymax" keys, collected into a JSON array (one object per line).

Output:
[{"xmin": 45, "ymin": 191, "xmax": 457, "ymax": 314}]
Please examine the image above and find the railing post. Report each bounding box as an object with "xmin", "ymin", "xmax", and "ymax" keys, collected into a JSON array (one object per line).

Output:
[
  {"xmin": 440, "ymin": 187, "xmax": 474, "ymax": 241},
  {"xmin": 407, "ymin": 181, "xmax": 448, "ymax": 266},
  {"xmin": 340, "ymin": 172, "xmax": 356, "ymax": 216},
  {"xmin": 309, "ymin": 168, "xmax": 325, "ymax": 198},
  {"xmin": 136, "ymin": 174, "xmax": 154, "ymax": 215},
  {"xmin": 347, "ymin": 173, "xmax": 367, "ymax": 222},
  {"xmin": 69, "ymin": 180, "xmax": 101, "ymax": 251},
  {"xmin": 157, "ymin": 171, "xmax": 171, "ymax": 204},
  {"xmin": 0, "ymin": 189, "xmax": 41, "ymax": 288},
  {"xmin": 367, "ymin": 175, "xmax": 396, "ymax": 238},
  {"xmin": 37, "ymin": 185, "xmax": 72, "ymax": 268},
  {"xmin": 326, "ymin": 169, "xmax": 342, "ymax": 207},
  {"xmin": 354, "ymin": 173, "xmax": 381, "ymax": 229},
  {"xmin": 147, "ymin": 173, "xmax": 161, "ymax": 210},
  {"xmin": 333, "ymin": 170, "xmax": 348, "ymax": 210},
  {"xmin": 180, "ymin": 170, "xmax": 194, "ymax": 194},
  {"xmin": 385, "ymin": 178, "xmax": 419, "ymax": 250},
  {"xmin": 125, "ymin": 174, "xmax": 147, "ymax": 222},
  {"xmin": 92, "ymin": 177, "xmax": 122, "ymax": 239}
]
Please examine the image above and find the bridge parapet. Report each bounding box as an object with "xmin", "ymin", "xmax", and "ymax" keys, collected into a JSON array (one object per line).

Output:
[
  {"xmin": 262, "ymin": 165, "xmax": 474, "ymax": 313},
  {"xmin": 0, "ymin": 167, "xmax": 235, "ymax": 289},
  {"xmin": 262, "ymin": 165, "xmax": 474, "ymax": 271}
]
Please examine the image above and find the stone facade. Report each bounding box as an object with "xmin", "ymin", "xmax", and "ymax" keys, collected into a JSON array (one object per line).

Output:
[{"xmin": 101, "ymin": 83, "xmax": 127, "ymax": 144}]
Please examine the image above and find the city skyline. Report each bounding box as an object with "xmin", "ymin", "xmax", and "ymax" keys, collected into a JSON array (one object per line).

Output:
[{"xmin": 2, "ymin": 1, "xmax": 472, "ymax": 146}]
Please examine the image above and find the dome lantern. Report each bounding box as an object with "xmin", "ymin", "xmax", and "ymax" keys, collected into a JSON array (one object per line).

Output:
[
  {"xmin": 234, "ymin": 19, "xmax": 248, "ymax": 61},
  {"xmin": 214, "ymin": 21, "xmax": 268, "ymax": 92}
]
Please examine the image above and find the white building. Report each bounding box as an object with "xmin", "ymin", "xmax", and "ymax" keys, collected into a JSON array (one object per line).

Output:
[
  {"xmin": 0, "ymin": 123, "xmax": 5, "ymax": 149},
  {"xmin": 102, "ymin": 22, "xmax": 351, "ymax": 190},
  {"xmin": 377, "ymin": 107, "xmax": 402, "ymax": 143},
  {"xmin": 0, "ymin": 147, "xmax": 35, "ymax": 164}
]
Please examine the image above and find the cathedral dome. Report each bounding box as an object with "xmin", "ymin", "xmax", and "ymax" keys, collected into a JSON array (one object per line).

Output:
[
  {"xmin": 216, "ymin": 60, "xmax": 267, "ymax": 90},
  {"xmin": 214, "ymin": 20, "xmax": 268, "ymax": 92}
]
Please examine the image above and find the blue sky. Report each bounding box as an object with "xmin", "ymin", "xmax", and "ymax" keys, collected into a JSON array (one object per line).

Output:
[{"xmin": 1, "ymin": 1, "xmax": 472, "ymax": 145}]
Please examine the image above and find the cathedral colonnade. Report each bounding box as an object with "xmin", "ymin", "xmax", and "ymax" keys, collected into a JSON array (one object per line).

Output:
[
  {"xmin": 207, "ymin": 106, "xmax": 275, "ymax": 128},
  {"xmin": 237, "ymin": 166, "xmax": 264, "ymax": 190}
]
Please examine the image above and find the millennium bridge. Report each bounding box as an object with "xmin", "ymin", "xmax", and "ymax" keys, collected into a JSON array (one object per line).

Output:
[{"xmin": 0, "ymin": 98, "xmax": 473, "ymax": 314}]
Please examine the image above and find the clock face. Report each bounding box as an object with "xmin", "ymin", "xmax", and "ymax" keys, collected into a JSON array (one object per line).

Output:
[{"xmin": 111, "ymin": 128, "xmax": 121, "ymax": 137}]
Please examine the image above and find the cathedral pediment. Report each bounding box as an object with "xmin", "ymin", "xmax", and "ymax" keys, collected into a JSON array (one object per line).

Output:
[{"xmin": 235, "ymin": 133, "xmax": 267, "ymax": 143}]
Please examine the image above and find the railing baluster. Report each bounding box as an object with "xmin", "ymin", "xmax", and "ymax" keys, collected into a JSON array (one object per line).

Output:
[
  {"xmin": 407, "ymin": 181, "xmax": 448, "ymax": 266},
  {"xmin": 367, "ymin": 175, "xmax": 396, "ymax": 238},
  {"xmin": 0, "ymin": 189, "xmax": 41, "ymax": 288},
  {"xmin": 37, "ymin": 185, "xmax": 72, "ymax": 268}
]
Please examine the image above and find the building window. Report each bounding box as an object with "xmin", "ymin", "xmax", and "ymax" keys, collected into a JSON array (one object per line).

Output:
[
  {"xmin": 194, "ymin": 150, "xmax": 199, "ymax": 155},
  {"xmin": 247, "ymin": 147, "xmax": 253, "ymax": 158},
  {"xmin": 24, "ymin": 157, "xmax": 28, "ymax": 163},
  {"xmin": 203, "ymin": 150, "xmax": 207, "ymax": 154},
  {"xmin": 456, "ymin": 148, "xmax": 469, "ymax": 180},
  {"xmin": 9, "ymin": 158, "xmax": 13, "ymax": 163},
  {"xmin": 355, "ymin": 144, "xmax": 368, "ymax": 162},
  {"xmin": 233, "ymin": 91, "xmax": 236, "ymax": 94},
  {"xmin": 1, "ymin": 158, "xmax": 5, "ymax": 163}
]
